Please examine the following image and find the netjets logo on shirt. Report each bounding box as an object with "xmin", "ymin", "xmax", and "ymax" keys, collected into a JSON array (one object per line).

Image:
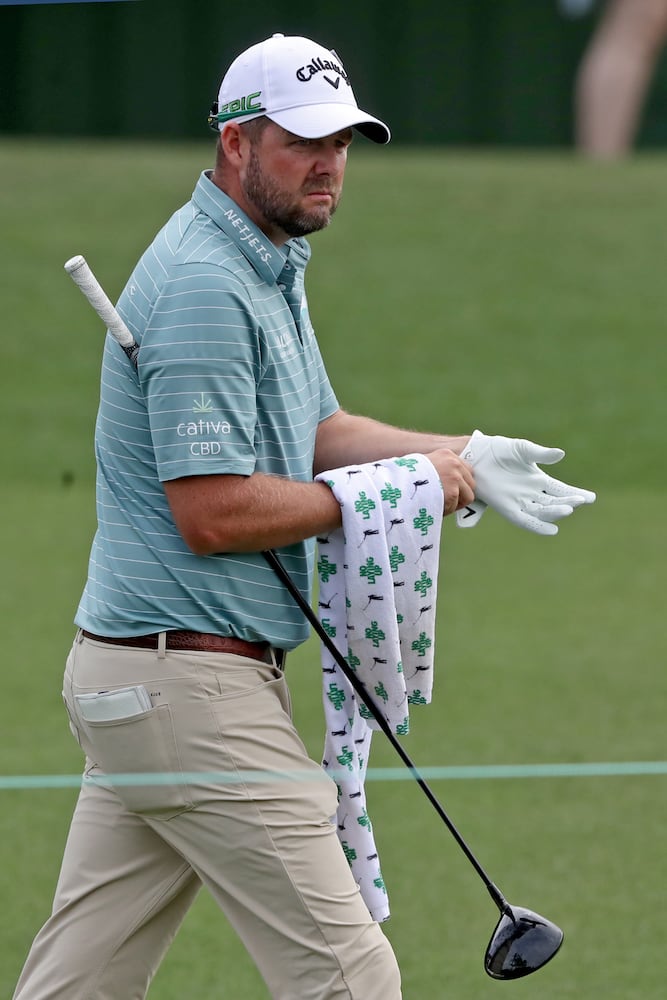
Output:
[{"xmin": 221, "ymin": 208, "xmax": 273, "ymax": 264}]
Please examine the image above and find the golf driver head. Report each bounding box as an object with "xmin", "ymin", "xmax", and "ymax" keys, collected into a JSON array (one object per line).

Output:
[{"xmin": 484, "ymin": 905, "xmax": 564, "ymax": 980}]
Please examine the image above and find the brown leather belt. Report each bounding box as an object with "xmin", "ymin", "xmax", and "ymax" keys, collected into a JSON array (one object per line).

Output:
[{"xmin": 81, "ymin": 629, "xmax": 284, "ymax": 667}]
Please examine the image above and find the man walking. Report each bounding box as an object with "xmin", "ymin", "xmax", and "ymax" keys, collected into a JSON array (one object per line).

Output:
[{"xmin": 13, "ymin": 33, "xmax": 592, "ymax": 1000}]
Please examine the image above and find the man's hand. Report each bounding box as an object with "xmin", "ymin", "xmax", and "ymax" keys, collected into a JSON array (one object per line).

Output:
[
  {"xmin": 425, "ymin": 447, "xmax": 476, "ymax": 517},
  {"xmin": 455, "ymin": 431, "xmax": 596, "ymax": 535}
]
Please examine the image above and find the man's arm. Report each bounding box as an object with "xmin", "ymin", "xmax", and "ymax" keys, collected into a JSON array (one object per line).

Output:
[
  {"xmin": 163, "ymin": 473, "xmax": 343, "ymax": 555},
  {"xmin": 313, "ymin": 409, "xmax": 470, "ymax": 473},
  {"xmin": 164, "ymin": 410, "xmax": 475, "ymax": 556}
]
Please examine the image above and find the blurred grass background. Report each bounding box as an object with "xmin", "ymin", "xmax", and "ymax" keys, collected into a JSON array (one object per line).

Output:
[{"xmin": 1, "ymin": 137, "xmax": 665, "ymax": 997}]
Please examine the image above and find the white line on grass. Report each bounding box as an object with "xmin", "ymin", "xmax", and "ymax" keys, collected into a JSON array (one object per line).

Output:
[{"xmin": 1, "ymin": 760, "xmax": 667, "ymax": 791}]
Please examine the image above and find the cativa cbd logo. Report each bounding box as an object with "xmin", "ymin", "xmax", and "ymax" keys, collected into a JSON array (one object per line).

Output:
[{"xmin": 296, "ymin": 54, "xmax": 350, "ymax": 90}]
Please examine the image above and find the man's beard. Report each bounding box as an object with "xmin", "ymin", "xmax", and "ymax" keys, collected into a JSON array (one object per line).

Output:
[{"xmin": 243, "ymin": 146, "xmax": 340, "ymax": 238}]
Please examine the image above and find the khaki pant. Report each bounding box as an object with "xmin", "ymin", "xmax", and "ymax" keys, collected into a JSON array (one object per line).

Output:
[{"xmin": 13, "ymin": 632, "xmax": 401, "ymax": 1000}]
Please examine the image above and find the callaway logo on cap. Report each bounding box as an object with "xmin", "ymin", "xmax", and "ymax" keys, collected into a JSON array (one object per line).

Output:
[{"xmin": 208, "ymin": 32, "xmax": 390, "ymax": 143}]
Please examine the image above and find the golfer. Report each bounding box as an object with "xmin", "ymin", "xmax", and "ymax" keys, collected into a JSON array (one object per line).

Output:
[{"xmin": 13, "ymin": 33, "xmax": 593, "ymax": 1000}]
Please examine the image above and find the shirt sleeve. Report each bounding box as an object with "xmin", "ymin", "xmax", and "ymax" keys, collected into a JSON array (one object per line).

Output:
[
  {"xmin": 299, "ymin": 289, "xmax": 339, "ymax": 424},
  {"xmin": 314, "ymin": 336, "xmax": 339, "ymax": 424},
  {"xmin": 138, "ymin": 265, "xmax": 260, "ymax": 482}
]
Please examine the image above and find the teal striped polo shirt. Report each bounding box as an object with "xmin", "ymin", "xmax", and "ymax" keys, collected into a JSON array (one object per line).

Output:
[{"xmin": 75, "ymin": 171, "xmax": 339, "ymax": 648}]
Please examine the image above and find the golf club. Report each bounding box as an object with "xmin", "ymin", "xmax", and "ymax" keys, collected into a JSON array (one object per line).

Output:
[
  {"xmin": 264, "ymin": 548, "xmax": 563, "ymax": 980},
  {"xmin": 65, "ymin": 253, "xmax": 564, "ymax": 980}
]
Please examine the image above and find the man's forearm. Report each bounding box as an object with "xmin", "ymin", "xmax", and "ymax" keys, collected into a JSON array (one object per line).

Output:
[
  {"xmin": 164, "ymin": 473, "xmax": 342, "ymax": 555},
  {"xmin": 165, "ymin": 412, "xmax": 472, "ymax": 556},
  {"xmin": 314, "ymin": 409, "xmax": 470, "ymax": 475}
]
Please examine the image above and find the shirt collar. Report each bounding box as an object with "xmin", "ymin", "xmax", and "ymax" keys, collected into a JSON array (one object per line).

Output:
[{"xmin": 192, "ymin": 171, "xmax": 286, "ymax": 284}]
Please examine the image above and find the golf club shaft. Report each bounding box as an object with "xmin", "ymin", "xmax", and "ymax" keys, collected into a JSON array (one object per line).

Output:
[
  {"xmin": 66, "ymin": 253, "xmax": 511, "ymax": 917},
  {"xmin": 263, "ymin": 549, "xmax": 511, "ymax": 915}
]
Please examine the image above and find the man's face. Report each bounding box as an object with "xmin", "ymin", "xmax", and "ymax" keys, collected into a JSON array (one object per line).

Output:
[{"xmin": 240, "ymin": 121, "xmax": 353, "ymax": 242}]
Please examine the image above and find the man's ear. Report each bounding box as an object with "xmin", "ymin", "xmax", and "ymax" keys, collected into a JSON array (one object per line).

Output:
[{"xmin": 220, "ymin": 123, "xmax": 247, "ymax": 166}]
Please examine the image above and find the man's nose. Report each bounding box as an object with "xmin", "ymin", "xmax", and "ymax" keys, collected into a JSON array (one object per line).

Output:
[{"xmin": 312, "ymin": 146, "xmax": 343, "ymax": 175}]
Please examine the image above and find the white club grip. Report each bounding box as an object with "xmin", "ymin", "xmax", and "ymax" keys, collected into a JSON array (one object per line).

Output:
[{"xmin": 64, "ymin": 254, "xmax": 139, "ymax": 364}]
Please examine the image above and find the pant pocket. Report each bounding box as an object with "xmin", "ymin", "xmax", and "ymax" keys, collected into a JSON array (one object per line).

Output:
[
  {"xmin": 62, "ymin": 693, "xmax": 83, "ymax": 747},
  {"xmin": 77, "ymin": 703, "xmax": 193, "ymax": 819}
]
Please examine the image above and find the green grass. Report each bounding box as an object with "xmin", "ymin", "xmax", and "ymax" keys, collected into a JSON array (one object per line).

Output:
[{"xmin": 1, "ymin": 138, "xmax": 665, "ymax": 997}]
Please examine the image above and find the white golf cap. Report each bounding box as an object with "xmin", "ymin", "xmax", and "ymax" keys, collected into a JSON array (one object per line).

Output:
[{"xmin": 208, "ymin": 33, "xmax": 391, "ymax": 144}]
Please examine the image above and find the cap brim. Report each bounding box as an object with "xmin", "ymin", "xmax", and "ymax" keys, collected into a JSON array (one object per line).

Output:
[{"xmin": 267, "ymin": 103, "xmax": 391, "ymax": 144}]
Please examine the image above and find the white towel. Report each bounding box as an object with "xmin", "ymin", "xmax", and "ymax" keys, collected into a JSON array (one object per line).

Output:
[{"xmin": 314, "ymin": 454, "xmax": 444, "ymax": 921}]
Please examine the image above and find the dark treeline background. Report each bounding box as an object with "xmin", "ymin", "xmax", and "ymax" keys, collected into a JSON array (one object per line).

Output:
[{"xmin": 2, "ymin": 0, "xmax": 667, "ymax": 146}]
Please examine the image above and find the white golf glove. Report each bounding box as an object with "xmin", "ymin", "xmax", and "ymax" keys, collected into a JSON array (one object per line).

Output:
[{"xmin": 456, "ymin": 430, "xmax": 596, "ymax": 535}]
